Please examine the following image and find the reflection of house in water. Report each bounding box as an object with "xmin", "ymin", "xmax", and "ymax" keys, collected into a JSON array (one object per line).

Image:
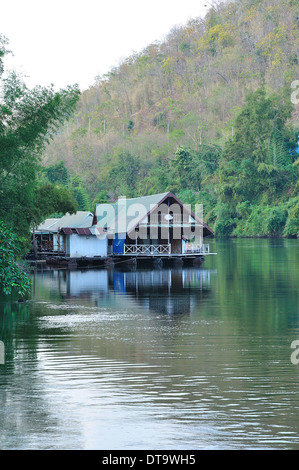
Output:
[
  {"xmin": 65, "ymin": 270, "xmax": 108, "ymax": 301},
  {"xmin": 46, "ymin": 267, "xmax": 216, "ymax": 315},
  {"xmin": 110, "ymin": 269, "xmax": 214, "ymax": 315}
]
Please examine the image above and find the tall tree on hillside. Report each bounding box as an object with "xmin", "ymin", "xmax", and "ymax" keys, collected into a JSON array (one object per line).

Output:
[
  {"xmin": 217, "ymin": 86, "xmax": 297, "ymax": 204},
  {"xmin": 108, "ymin": 151, "xmax": 140, "ymax": 198},
  {"xmin": 213, "ymin": 86, "xmax": 298, "ymax": 236}
]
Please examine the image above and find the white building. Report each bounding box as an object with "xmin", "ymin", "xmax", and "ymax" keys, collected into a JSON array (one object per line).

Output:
[
  {"xmin": 33, "ymin": 211, "xmax": 95, "ymax": 254},
  {"xmin": 61, "ymin": 226, "xmax": 107, "ymax": 258}
]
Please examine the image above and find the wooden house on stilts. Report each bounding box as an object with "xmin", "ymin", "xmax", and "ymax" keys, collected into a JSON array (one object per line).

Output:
[
  {"xmin": 31, "ymin": 192, "xmax": 215, "ymax": 267},
  {"xmin": 93, "ymin": 192, "xmax": 215, "ymax": 266}
]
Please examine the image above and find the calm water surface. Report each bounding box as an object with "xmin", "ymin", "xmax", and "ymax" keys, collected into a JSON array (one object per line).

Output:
[{"xmin": 0, "ymin": 239, "xmax": 299, "ymax": 450}]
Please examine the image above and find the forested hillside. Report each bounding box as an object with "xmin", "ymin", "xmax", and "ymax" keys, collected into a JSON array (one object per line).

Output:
[{"xmin": 43, "ymin": 0, "xmax": 299, "ymax": 237}]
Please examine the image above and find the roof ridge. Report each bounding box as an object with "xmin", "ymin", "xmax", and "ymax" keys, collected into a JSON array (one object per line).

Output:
[{"xmin": 95, "ymin": 192, "xmax": 170, "ymax": 206}]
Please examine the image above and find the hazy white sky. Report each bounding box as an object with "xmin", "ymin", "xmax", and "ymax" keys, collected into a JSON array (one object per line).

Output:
[{"xmin": 1, "ymin": 0, "xmax": 209, "ymax": 91}]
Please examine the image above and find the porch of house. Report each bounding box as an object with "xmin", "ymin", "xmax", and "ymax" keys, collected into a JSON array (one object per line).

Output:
[
  {"xmin": 108, "ymin": 240, "xmax": 216, "ymax": 267},
  {"xmin": 119, "ymin": 242, "xmax": 212, "ymax": 256}
]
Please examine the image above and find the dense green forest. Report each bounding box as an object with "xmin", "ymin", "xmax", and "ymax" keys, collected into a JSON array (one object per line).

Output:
[{"xmin": 43, "ymin": 0, "xmax": 299, "ymax": 238}]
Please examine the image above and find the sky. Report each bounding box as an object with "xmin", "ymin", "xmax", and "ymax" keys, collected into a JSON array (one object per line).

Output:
[{"xmin": 0, "ymin": 0, "xmax": 210, "ymax": 91}]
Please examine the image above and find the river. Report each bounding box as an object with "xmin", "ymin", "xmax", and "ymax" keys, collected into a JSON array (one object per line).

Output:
[{"xmin": 0, "ymin": 238, "xmax": 298, "ymax": 450}]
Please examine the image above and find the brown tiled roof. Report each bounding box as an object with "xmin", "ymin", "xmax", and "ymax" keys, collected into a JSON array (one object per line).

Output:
[
  {"xmin": 61, "ymin": 227, "xmax": 93, "ymax": 236},
  {"xmin": 60, "ymin": 227, "xmax": 73, "ymax": 234},
  {"xmin": 75, "ymin": 228, "xmax": 92, "ymax": 236}
]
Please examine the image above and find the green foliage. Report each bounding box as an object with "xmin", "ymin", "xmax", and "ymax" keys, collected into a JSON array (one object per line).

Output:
[
  {"xmin": 0, "ymin": 35, "xmax": 80, "ymax": 296},
  {"xmin": 283, "ymin": 198, "xmax": 299, "ymax": 238},
  {"xmin": 43, "ymin": 160, "xmax": 70, "ymax": 185},
  {"xmin": 153, "ymin": 112, "xmax": 168, "ymax": 130},
  {"xmin": 170, "ymin": 129, "xmax": 185, "ymax": 141},
  {"xmin": 40, "ymin": 0, "xmax": 299, "ymax": 239},
  {"xmin": 144, "ymin": 155, "xmax": 172, "ymax": 194},
  {"xmin": 172, "ymin": 146, "xmax": 200, "ymax": 189},
  {"xmin": 205, "ymin": 24, "xmax": 235, "ymax": 52},
  {"xmin": 216, "ymin": 85, "xmax": 298, "ymax": 236},
  {"xmin": 127, "ymin": 120, "xmax": 134, "ymax": 133},
  {"xmin": 233, "ymin": 204, "xmax": 289, "ymax": 237},
  {"xmin": 92, "ymin": 190, "xmax": 110, "ymax": 206},
  {"xmin": 69, "ymin": 176, "xmax": 92, "ymax": 210},
  {"xmin": 32, "ymin": 183, "xmax": 78, "ymax": 224},
  {"xmin": 264, "ymin": 207, "xmax": 288, "ymax": 235},
  {"xmin": 172, "ymin": 145, "xmax": 221, "ymax": 193},
  {"xmin": 0, "ymin": 221, "xmax": 31, "ymax": 296},
  {"xmin": 222, "ymin": 87, "xmax": 292, "ymax": 166},
  {"xmin": 0, "ymin": 41, "xmax": 80, "ymax": 236},
  {"xmin": 42, "ymin": 162, "xmax": 92, "ymax": 211},
  {"xmin": 214, "ymin": 203, "xmax": 236, "ymax": 237},
  {"xmin": 108, "ymin": 151, "xmax": 140, "ymax": 198}
]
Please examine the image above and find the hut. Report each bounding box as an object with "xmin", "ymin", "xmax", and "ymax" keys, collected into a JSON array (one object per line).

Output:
[
  {"xmin": 32, "ymin": 193, "xmax": 215, "ymax": 267},
  {"xmin": 32, "ymin": 211, "xmax": 94, "ymax": 255},
  {"xmin": 93, "ymin": 192, "xmax": 215, "ymax": 264}
]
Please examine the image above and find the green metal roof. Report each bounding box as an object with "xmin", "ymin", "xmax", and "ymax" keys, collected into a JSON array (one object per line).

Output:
[
  {"xmin": 94, "ymin": 192, "xmax": 214, "ymax": 237},
  {"xmin": 34, "ymin": 218, "xmax": 60, "ymax": 232},
  {"xmin": 95, "ymin": 193, "xmax": 169, "ymax": 233},
  {"xmin": 57, "ymin": 211, "xmax": 94, "ymax": 229},
  {"xmin": 35, "ymin": 211, "xmax": 94, "ymax": 233}
]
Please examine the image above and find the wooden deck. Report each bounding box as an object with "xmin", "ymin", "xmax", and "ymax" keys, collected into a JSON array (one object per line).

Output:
[
  {"xmin": 118, "ymin": 243, "xmax": 216, "ymax": 257},
  {"xmin": 31, "ymin": 243, "xmax": 216, "ymax": 269},
  {"xmin": 110, "ymin": 243, "xmax": 216, "ymax": 267}
]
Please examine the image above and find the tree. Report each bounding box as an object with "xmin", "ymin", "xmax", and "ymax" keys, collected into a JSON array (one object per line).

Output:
[
  {"xmin": 0, "ymin": 221, "xmax": 31, "ymax": 296},
  {"xmin": 217, "ymin": 86, "xmax": 296, "ymax": 204},
  {"xmin": 68, "ymin": 176, "xmax": 92, "ymax": 210},
  {"xmin": 32, "ymin": 183, "xmax": 78, "ymax": 225},
  {"xmin": 0, "ymin": 35, "xmax": 80, "ymax": 295},
  {"xmin": 43, "ymin": 160, "xmax": 70, "ymax": 185},
  {"xmin": 214, "ymin": 85, "xmax": 298, "ymax": 236},
  {"xmin": 92, "ymin": 190, "xmax": 110, "ymax": 206},
  {"xmin": 172, "ymin": 146, "xmax": 200, "ymax": 190},
  {"xmin": 108, "ymin": 151, "xmax": 140, "ymax": 197},
  {"xmin": 172, "ymin": 145, "xmax": 221, "ymax": 191},
  {"xmin": 222, "ymin": 87, "xmax": 293, "ymax": 165},
  {"xmin": 42, "ymin": 162, "xmax": 92, "ymax": 211},
  {"xmin": 0, "ymin": 35, "xmax": 80, "ymax": 235}
]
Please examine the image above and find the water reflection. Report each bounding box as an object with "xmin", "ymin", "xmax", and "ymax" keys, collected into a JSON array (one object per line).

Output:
[
  {"xmin": 1, "ymin": 239, "xmax": 299, "ymax": 450},
  {"xmin": 33, "ymin": 266, "xmax": 216, "ymax": 316}
]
